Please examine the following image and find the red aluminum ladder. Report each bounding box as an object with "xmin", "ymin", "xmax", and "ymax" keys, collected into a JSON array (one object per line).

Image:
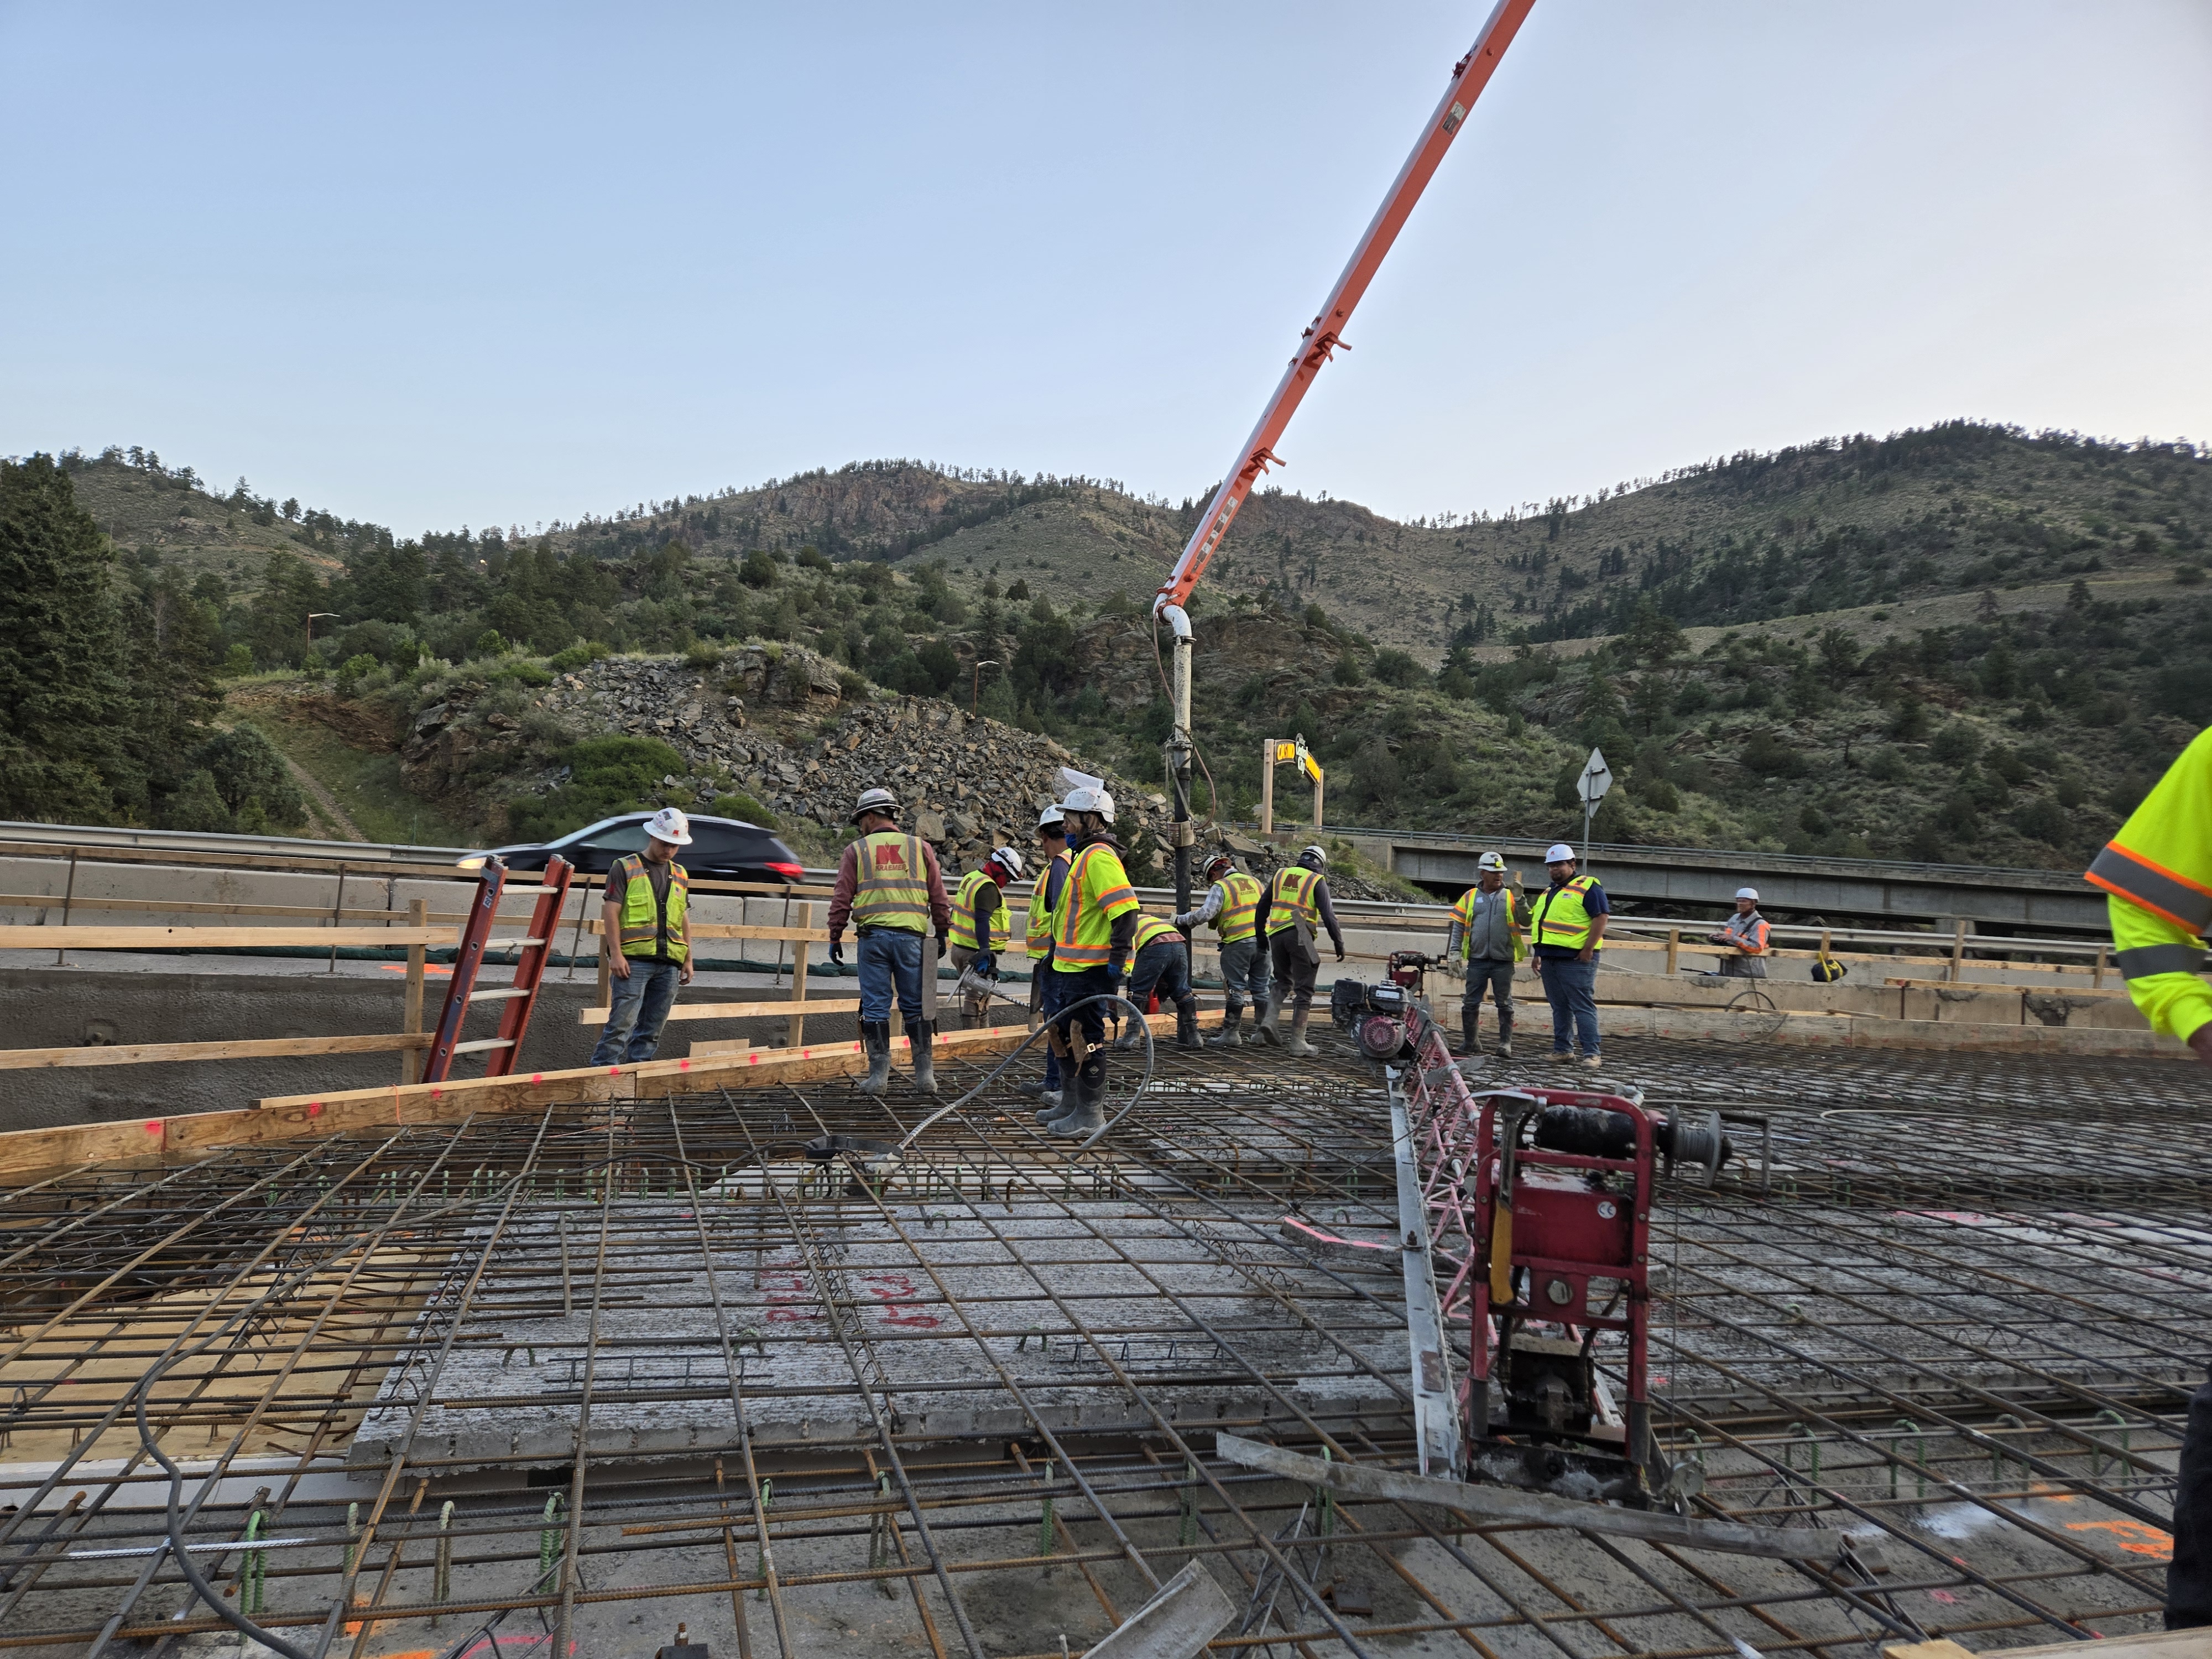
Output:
[{"xmin": 421, "ymin": 855, "xmax": 575, "ymax": 1084}]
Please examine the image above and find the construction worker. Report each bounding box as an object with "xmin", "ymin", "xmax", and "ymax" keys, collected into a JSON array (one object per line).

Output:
[
  {"xmin": 1019, "ymin": 806, "xmax": 1072, "ymax": 1109},
  {"xmin": 826, "ymin": 787, "xmax": 952, "ymax": 1098},
  {"xmin": 947, "ymin": 846, "xmax": 1025, "ymax": 1028},
  {"xmin": 2083, "ymin": 727, "xmax": 2212, "ymax": 1629},
  {"xmin": 1255, "ymin": 844, "xmax": 1346, "ymax": 1058},
  {"xmin": 589, "ymin": 807, "xmax": 695, "ymax": 1066},
  {"xmin": 1174, "ymin": 852, "xmax": 1267, "ymax": 1047},
  {"xmin": 1115, "ymin": 911, "xmax": 1200, "ymax": 1050},
  {"xmin": 1445, "ymin": 851, "xmax": 1522, "ymax": 1058},
  {"xmin": 1037, "ymin": 781, "xmax": 1141, "ymax": 1139},
  {"xmin": 1527, "ymin": 842, "xmax": 1608, "ymax": 1068},
  {"xmin": 1707, "ymin": 888, "xmax": 1771, "ymax": 978}
]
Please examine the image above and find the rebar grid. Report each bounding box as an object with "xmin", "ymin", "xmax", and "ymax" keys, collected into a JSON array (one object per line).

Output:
[{"xmin": 0, "ymin": 1034, "xmax": 2203, "ymax": 1656}]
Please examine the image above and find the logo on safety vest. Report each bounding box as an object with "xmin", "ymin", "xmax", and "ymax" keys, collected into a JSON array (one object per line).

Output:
[{"xmin": 873, "ymin": 843, "xmax": 911, "ymax": 871}]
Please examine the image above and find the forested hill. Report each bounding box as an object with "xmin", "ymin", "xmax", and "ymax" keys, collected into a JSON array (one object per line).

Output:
[{"xmin": 51, "ymin": 422, "xmax": 2211, "ymax": 662}]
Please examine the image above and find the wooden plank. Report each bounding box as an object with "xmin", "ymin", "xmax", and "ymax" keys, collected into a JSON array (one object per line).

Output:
[
  {"xmin": 0, "ymin": 1008, "xmax": 1224, "ymax": 1178},
  {"xmin": 0, "ymin": 1033, "xmax": 432, "ymax": 1071},
  {"xmin": 787, "ymin": 900, "xmax": 813, "ymax": 1048},
  {"xmin": 1883, "ymin": 977, "xmax": 2132, "ymax": 1000},
  {"xmin": 403, "ymin": 897, "xmax": 428, "ymax": 1086},
  {"xmin": 0, "ymin": 925, "xmax": 451, "ymax": 950},
  {"xmin": 1084, "ymin": 1561, "xmax": 1235, "ymax": 1659},
  {"xmin": 1213, "ymin": 1433, "xmax": 1863, "ymax": 1565},
  {"xmin": 578, "ymin": 999, "xmax": 862, "ymax": 1025},
  {"xmin": 1889, "ymin": 1631, "xmax": 2212, "ymax": 1659},
  {"xmin": 0, "ymin": 893, "xmax": 436, "ymax": 923},
  {"xmin": 688, "ymin": 1039, "xmax": 752, "ymax": 1058},
  {"xmin": 581, "ymin": 919, "xmax": 827, "ymax": 942}
]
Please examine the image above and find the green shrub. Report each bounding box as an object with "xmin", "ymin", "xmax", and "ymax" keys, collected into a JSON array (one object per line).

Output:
[
  {"xmin": 492, "ymin": 659, "xmax": 554, "ymax": 688},
  {"xmin": 547, "ymin": 641, "xmax": 610, "ymax": 672},
  {"xmin": 1739, "ymin": 728, "xmax": 1803, "ymax": 777},
  {"xmin": 711, "ymin": 792, "xmax": 778, "ymax": 827},
  {"xmin": 508, "ymin": 735, "xmax": 688, "ymax": 841},
  {"xmin": 472, "ymin": 629, "xmax": 509, "ymax": 657},
  {"xmin": 217, "ymin": 642, "xmax": 255, "ymax": 678},
  {"xmin": 683, "ymin": 638, "xmax": 723, "ymax": 670},
  {"xmin": 336, "ymin": 653, "xmax": 379, "ymax": 695},
  {"xmin": 194, "ymin": 727, "xmax": 305, "ymax": 828},
  {"xmin": 1930, "ymin": 723, "xmax": 1981, "ymax": 765},
  {"xmin": 159, "ymin": 769, "xmax": 233, "ymax": 832}
]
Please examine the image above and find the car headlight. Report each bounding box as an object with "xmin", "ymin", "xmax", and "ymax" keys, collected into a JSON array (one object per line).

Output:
[{"xmin": 456, "ymin": 855, "xmax": 488, "ymax": 870}]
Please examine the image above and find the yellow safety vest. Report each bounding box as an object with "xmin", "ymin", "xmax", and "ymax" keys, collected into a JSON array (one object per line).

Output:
[
  {"xmin": 1051, "ymin": 842, "xmax": 1139, "ymax": 973},
  {"xmin": 948, "ymin": 869, "xmax": 1010, "ymax": 953},
  {"xmin": 613, "ymin": 853, "xmax": 690, "ymax": 962},
  {"xmin": 1451, "ymin": 885, "xmax": 1525, "ymax": 962},
  {"xmin": 1214, "ymin": 872, "xmax": 1261, "ymax": 944},
  {"xmin": 1530, "ymin": 875, "xmax": 1603, "ymax": 953},
  {"xmin": 1264, "ymin": 867, "xmax": 1321, "ymax": 937},
  {"xmin": 1025, "ymin": 849, "xmax": 1070, "ymax": 959},
  {"xmin": 1132, "ymin": 914, "xmax": 1181, "ymax": 952},
  {"xmin": 2085, "ymin": 726, "xmax": 2212, "ymax": 1040},
  {"xmin": 851, "ymin": 831, "xmax": 930, "ymax": 934}
]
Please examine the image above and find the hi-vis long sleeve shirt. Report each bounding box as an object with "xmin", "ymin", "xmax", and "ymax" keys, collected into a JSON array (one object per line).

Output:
[{"xmin": 2084, "ymin": 726, "xmax": 2212, "ymax": 1044}]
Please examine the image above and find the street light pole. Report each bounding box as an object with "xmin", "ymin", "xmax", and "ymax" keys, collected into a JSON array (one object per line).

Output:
[
  {"xmin": 971, "ymin": 659, "xmax": 999, "ymax": 717},
  {"xmin": 305, "ymin": 612, "xmax": 340, "ymax": 667}
]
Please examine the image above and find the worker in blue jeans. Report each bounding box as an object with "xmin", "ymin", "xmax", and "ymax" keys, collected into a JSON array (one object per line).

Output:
[
  {"xmin": 590, "ymin": 808, "xmax": 696, "ymax": 1066},
  {"xmin": 1526, "ymin": 842, "xmax": 1608, "ymax": 1067},
  {"xmin": 1114, "ymin": 914, "xmax": 1201, "ymax": 1048}
]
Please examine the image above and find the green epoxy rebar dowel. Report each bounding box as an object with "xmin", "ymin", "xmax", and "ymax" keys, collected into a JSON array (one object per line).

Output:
[
  {"xmin": 539, "ymin": 1494, "xmax": 564, "ymax": 1584},
  {"xmin": 2090, "ymin": 1408, "xmax": 2130, "ymax": 1477},
  {"xmin": 433, "ymin": 1500, "xmax": 454, "ymax": 1621},
  {"xmin": 755, "ymin": 1480, "xmax": 773, "ymax": 1600},
  {"xmin": 1038, "ymin": 1461, "xmax": 1057, "ymax": 1559},
  {"xmin": 1892, "ymin": 1420, "xmax": 1929, "ymax": 1500},
  {"xmin": 1178, "ymin": 1460, "xmax": 1199, "ymax": 1547},
  {"xmin": 241, "ymin": 1508, "xmax": 266, "ymax": 1615},
  {"xmin": 343, "ymin": 1501, "xmax": 359, "ymax": 1574}
]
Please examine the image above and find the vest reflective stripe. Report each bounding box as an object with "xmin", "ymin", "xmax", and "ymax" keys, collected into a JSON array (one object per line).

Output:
[
  {"xmin": 1214, "ymin": 872, "xmax": 1261, "ymax": 943},
  {"xmin": 948, "ymin": 869, "xmax": 1009, "ymax": 952},
  {"xmin": 1264, "ymin": 867, "xmax": 1321, "ymax": 936},
  {"xmin": 2118, "ymin": 942, "xmax": 2209, "ymax": 978},
  {"xmin": 1531, "ymin": 876, "xmax": 1603, "ymax": 952},
  {"xmin": 1721, "ymin": 912, "xmax": 1770, "ymax": 953},
  {"xmin": 2087, "ymin": 843, "xmax": 2212, "ymax": 936},
  {"xmin": 1025, "ymin": 851, "xmax": 1070, "ymax": 958},
  {"xmin": 614, "ymin": 854, "xmax": 690, "ymax": 961},
  {"xmin": 1132, "ymin": 914, "xmax": 1181, "ymax": 952},
  {"xmin": 852, "ymin": 832, "xmax": 930, "ymax": 933},
  {"xmin": 1052, "ymin": 842, "xmax": 1139, "ymax": 969}
]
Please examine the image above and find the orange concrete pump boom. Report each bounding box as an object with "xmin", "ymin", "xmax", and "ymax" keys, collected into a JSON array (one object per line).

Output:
[{"xmin": 1152, "ymin": 0, "xmax": 1536, "ymax": 619}]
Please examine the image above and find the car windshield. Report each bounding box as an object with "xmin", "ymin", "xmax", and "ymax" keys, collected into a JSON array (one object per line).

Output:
[{"xmin": 576, "ymin": 822, "xmax": 653, "ymax": 854}]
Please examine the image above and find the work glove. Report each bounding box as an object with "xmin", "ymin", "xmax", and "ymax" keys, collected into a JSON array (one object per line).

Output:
[
  {"xmin": 936, "ymin": 931, "xmax": 951, "ymax": 957},
  {"xmin": 974, "ymin": 951, "xmax": 997, "ymax": 979},
  {"xmin": 1107, "ymin": 950, "xmax": 1128, "ymax": 985},
  {"xmin": 1334, "ymin": 942, "xmax": 1346, "ymax": 963},
  {"xmin": 828, "ymin": 938, "xmax": 845, "ymax": 967}
]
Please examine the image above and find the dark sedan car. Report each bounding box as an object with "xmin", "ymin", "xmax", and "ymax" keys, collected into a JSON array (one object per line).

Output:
[{"xmin": 464, "ymin": 813, "xmax": 807, "ymax": 885}]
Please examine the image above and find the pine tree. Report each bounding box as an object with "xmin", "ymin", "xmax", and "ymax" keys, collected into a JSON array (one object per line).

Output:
[{"xmin": 0, "ymin": 456, "xmax": 136, "ymax": 820}]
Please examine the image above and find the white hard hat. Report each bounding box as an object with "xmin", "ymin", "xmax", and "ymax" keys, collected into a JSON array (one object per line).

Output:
[
  {"xmin": 1477, "ymin": 851, "xmax": 1507, "ymax": 872},
  {"xmin": 1058, "ymin": 782, "xmax": 1116, "ymax": 825},
  {"xmin": 988, "ymin": 846, "xmax": 1026, "ymax": 881},
  {"xmin": 644, "ymin": 807, "xmax": 693, "ymax": 846},
  {"xmin": 1297, "ymin": 844, "xmax": 1328, "ymax": 869},
  {"xmin": 1736, "ymin": 887, "xmax": 1759, "ymax": 901},
  {"xmin": 852, "ymin": 786, "xmax": 900, "ymax": 824},
  {"xmin": 1036, "ymin": 805, "xmax": 1066, "ymax": 831},
  {"xmin": 1545, "ymin": 842, "xmax": 1577, "ymax": 863}
]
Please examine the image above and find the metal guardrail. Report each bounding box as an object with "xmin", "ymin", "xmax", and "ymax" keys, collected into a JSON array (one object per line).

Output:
[
  {"xmin": 1235, "ymin": 818, "xmax": 2088, "ymax": 890},
  {"xmin": 0, "ymin": 820, "xmax": 477, "ymax": 866}
]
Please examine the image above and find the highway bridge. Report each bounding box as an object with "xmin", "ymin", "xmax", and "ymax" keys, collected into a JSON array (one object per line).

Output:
[{"xmin": 1317, "ymin": 824, "xmax": 2105, "ymax": 937}]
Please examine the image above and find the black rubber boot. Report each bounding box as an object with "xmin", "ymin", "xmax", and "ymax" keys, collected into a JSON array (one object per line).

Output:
[
  {"xmin": 1255, "ymin": 991, "xmax": 1283, "ymax": 1046},
  {"xmin": 854, "ymin": 1021, "xmax": 892, "ymax": 1096},
  {"xmin": 1495, "ymin": 1009, "xmax": 1515, "ymax": 1060},
  {"xmin": 1175, "ymin": 995, "xmax": 1201, "ymax": 1048},
  {"xmin": 1459, "ymin": 1008, "xmax": 1481, "ymax": 1056},
  {"xmin": 911, "ymin": 1020, "xmax": 937, "ymax": 1098},
  {"xmin": 1052, "ymin": 1055, "xmax": 1108, "ymax": 1138},
  {"xmin": 1207, "ymin": 1006, "xmax": 1243, "ymax": 1048}
]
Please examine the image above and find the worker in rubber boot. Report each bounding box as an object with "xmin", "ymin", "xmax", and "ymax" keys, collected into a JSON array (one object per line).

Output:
[
  {"xmin": 948, "ymin": 846, "xmax": 1024, "ymax": 1029},
  {"xmin": 1444, "ymin": 851, "xmax": 1522, "ymax": 1058},
  {"xmin": 2082, "ymin": 727, "xmax": 2212, "ymax": 1627},
  {"xmin": 1115, "ymin": 912, "xmax": 1201, "ymax": 1050},
  {"xmin": 1707, "ymin": 889, "xmax": 1771, "ymax": 977},
  {"xmin": 1528, "ymin": 843, "xmax": 1608, "ymax": 1068},
  {"xmin": 1175, "ymin": 852, "xmax": 1266, "ymax": 1048},
  {"xmin": 1038, "ymin": 782, "xmax": 1140, "ymax": 1140},
  {"xmin": 589, "ymin": 808, "xmax": 695, "ymax": 1066},
  {"xmin": 827, "ymin": 787, "xmax": 951, "ymax": 1099},
  {"xmin": 1254, "ymin": 844, "xmax": 1345, "ymax": 1057},
  {"xmin": 1020, "ymin": 807, "xmax": 1072, "ymax": 1119}
]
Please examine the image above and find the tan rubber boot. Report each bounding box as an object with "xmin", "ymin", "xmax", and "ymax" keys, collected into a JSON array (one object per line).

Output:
[{"xmin": 1285, "ymin": 1010, "xmax": 1317, "ymax": 1058}]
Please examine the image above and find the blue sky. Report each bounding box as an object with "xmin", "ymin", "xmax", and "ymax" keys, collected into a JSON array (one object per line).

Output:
[{"xmin": 4, "ymin": 2, "xmax": 2207, "ymax": 540}]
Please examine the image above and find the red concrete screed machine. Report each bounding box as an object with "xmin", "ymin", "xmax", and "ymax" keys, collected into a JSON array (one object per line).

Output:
[{"xmin": 1333, "ymin": 957, "xmax": 1729, "ymax": 1507}]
